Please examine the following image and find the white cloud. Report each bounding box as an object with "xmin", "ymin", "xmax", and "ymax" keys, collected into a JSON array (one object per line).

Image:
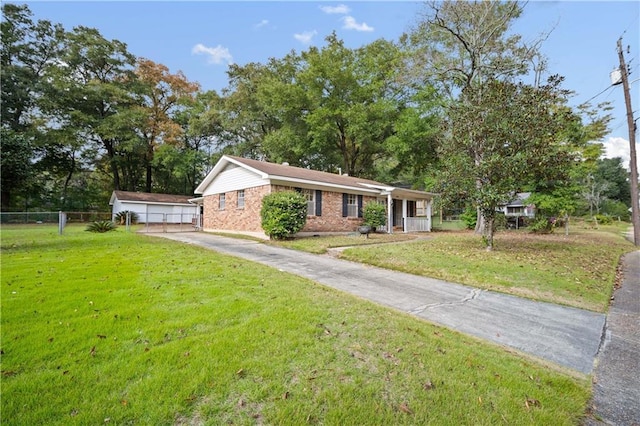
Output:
[
  {"xmin": 294, "ymin": 30, "xmax": 317, "ymax": 45},
  {"xmin": 191, "ymin": 43, "xmax": 234, "ymax": 65},
  {"xmin": 320, "ymin": 4, "xmax": 350, "ymax": 15},
  {"xmin": 602, "ymin": 136, "xmax": 639, "ymax": 170},
  {"xmin": 255, "ymin": 19, "xmax": 269, "ymax": 29},
  {"xmin": 342, "ymin": 16, "xmax": 374, "ymax": 32}
]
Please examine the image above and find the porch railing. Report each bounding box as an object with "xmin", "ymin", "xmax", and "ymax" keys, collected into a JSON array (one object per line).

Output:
[{"xmin": 405, "ymin": 217, "xmax": 430, "ymax": 232}]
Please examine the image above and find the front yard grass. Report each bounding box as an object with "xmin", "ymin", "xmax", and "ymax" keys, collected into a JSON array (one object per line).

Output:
[
  {"xmin": 1, "ymin": 225, "xmax": 590, "ymax": 425},
  {"xmin": 339, "ymin": 225, "xmax": 634, "ymax": 312}
]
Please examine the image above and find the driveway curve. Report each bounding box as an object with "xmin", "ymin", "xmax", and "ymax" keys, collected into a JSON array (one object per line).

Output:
[{"xmin": 153, "ymin": 232, "xmax": 605, "ymax": 375}]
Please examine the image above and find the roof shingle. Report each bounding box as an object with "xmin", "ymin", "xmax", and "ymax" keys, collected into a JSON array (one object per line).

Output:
[{"xmin": 112, "ymin": 190, "xmax": 193, "ymax": 204}]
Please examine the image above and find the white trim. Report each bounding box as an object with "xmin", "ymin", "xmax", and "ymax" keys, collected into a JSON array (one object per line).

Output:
[
  {"xmin": 112, "ymin": 200, "xmax": 194, "ymax": 207},
  {"xmin": 269, "ymin": 177, "xmax": 381, "ymax": 195}
]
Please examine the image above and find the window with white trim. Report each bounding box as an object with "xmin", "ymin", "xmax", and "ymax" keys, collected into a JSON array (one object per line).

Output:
[
  {"xmin": 219, "ymin": 193, "xmax": 226, "ymax": 210},
  {"xmin": 237, "ymin": 190, "xmax": 245, "ymax": 209},
  {"xmin": 301, "ymin": 189, "xmax": 315, "ymax": 216},
  {"xmin": 347, "ymin": 194, "xmax": 358, "ymax": 217}
]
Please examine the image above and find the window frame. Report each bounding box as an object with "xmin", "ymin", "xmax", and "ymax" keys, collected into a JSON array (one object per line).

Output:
[
  {"xmin": 237, "ymin": 190, "xmax": 245, "ymax": 209},
  {"xmin": 347, "ymin": 193, "xmax": 358, "ymax": 218},
  {"xmin": 219, "ymin": 193, "xmax": 226, "ymax": 210},
  {"xmin": 301, "ymin": 189, "xmax": 315, "ymax": 216}
]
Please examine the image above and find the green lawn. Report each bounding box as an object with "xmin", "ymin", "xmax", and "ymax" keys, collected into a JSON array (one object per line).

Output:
[
  {"xmin": 338, "ymin": 225, "xmax": 634, "ymax": 312},
  {"xmin": 0, "ymin": 225, "xmax": 592, "ymax": 425}
]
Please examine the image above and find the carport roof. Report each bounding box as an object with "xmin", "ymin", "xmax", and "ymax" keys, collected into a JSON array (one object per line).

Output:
[{"xmin": 110, "ymin": 190, "xmax": 194, "ymax": 205}]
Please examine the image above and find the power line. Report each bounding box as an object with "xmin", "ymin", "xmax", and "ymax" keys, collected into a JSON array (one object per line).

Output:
[{"xmin": 582, "ymin": 84, "xmax": 615, "ymax": 106}]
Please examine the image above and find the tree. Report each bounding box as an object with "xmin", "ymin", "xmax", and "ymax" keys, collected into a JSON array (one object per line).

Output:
[
  {"xmin": 133, "ymin": 58, "xmax": 199, "ymax": 192},
  {"xmin": 593, "ymin": 157, "xmax": 631, "ymax": 206},
  {"xmin": 0, "ymin": 4, "xmax": 64, "ymax": 209},
  {"xmin": 296, "ymin": 34, "xmax": 402, "ymax": 178},
  {"xmin": 42, "ymin": 26, "xmax": 140, "ymax": 192},
  {"xmin": 437, "ymin": 77, "xmax": 578, "ymax": 250},
  {"xmin": 406, "ymin": 0, "xmax": 543, "ymax": 234},
  {"xmin": 171, "ymin": 90, "xmax": 224, "ymax": 194}
]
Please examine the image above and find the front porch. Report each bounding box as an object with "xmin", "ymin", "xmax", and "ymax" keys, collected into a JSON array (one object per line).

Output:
[{"xmin": 379, "ymin": 188, "xmax": 434, "ymax": 234}]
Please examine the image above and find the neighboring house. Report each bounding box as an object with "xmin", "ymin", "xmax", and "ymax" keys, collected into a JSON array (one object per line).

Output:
[
  {"xmin": 193, "ymin": 155, "xmax": 436, "ymax": 235},
  {"xmin": 498, "ymin": 192, "xmax": 536, "ymax": 228},
  {"xmin": 109, "ymin": 190, "xmax": 198, "ymax": 224}
]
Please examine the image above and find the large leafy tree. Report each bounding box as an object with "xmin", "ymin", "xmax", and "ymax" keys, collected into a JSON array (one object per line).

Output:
[
  {"xmin": 133, "ymin": 58, "xmax": 199, "ymax": 192},
  {"xmin": 42, "ymin": 26, "xmax": 140, "ymax": 191},
  {"xmin": 406, "ymin": 1, "xmax": 541, "ymax": 233},
  {"xmin": 438, "ymin": 77, "xmax": 581, "ymax": 249},
  {"xmin": 296, "ymin": 34, "xmax": 402, "ymax": 178},
  {"xmin": 0, "ymin": 4, "xmax": 64, "ymax": 209},
  {"xmin": 406, "ymin": 0, "xmax": 613, "ymax": 248}
]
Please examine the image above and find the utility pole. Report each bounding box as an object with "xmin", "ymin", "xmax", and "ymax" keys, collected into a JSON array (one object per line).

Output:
[{"xmin": 617, "ymin": 38, "xmax": 640, "ymax": 246}]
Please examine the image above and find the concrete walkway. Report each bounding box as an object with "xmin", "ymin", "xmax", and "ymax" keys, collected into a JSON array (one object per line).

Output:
[
  {"xmin": 154, "ymin": 232, "xmax": 606, "ymax": 375},
  {"xmin": 586, "ymin": 249, "xmax": 640, "ymax": 425}
]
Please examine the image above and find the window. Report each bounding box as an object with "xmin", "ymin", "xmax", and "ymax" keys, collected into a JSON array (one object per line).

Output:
[
  {"xmin": 507, "ymin": 206, "xmax": 524, "ymax": 215},
  {"xmin": 237, "ymin": 190, "xmax": 245, "ymax": 209},
  {"xmin": 301, "ymin": 189, "xmax": 315, "ymax": 216},
  {"xmin": 219, "ymin": 193, "xmax": 226, "ymax": 210},
  {"xmin": 347, "ymin": 194, "xmax": 358, "ymax": 217}
]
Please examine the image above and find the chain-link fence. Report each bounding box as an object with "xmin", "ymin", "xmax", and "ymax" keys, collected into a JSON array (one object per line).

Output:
[
  {"xmin": 0, "ymin": 211, "xmax": 112, "ymax": 224},
  {"xmin": 136, "ymin": 213, "xmax": 199, "ymax": 233}
]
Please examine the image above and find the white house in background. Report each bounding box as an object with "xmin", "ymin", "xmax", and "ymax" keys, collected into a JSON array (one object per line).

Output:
[
  {"xmin": 109, "ymin": 190, "xmax": 198, "ymax": 224},
  {"xmin": 499, "ymin": 192, "xmax": 536, "ymax": 218},
  {"xmin": 497, "ymin": 192, "xmax": 536, "ymax": 228}
]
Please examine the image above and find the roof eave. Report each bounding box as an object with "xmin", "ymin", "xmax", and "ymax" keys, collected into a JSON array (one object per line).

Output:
[{"xmin": 268, "ymin": 176, "xmax": 383, "ymax": 194}]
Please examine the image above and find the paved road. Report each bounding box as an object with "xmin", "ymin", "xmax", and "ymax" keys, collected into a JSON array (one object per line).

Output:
[
  {"xmin": 154, "ymin": 232, "xmax": 606, "ymax": 375},
  {"xmin": 586, "ymin": 249, "xmax": 640, "ymax": 425}
]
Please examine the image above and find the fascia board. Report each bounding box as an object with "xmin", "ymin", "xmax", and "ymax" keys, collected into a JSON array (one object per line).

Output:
[{"xmin": 269, "ymin": 176, "xmax": 382, "ymax": 194}]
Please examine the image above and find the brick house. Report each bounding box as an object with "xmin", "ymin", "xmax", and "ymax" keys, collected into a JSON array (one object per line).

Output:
[{"xmin": 193, "ymin": 155, "xmax": 435, "ymax": 236}]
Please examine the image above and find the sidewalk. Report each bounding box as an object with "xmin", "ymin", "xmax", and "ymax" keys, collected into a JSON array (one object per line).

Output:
[
  {"xmin": 154, "ymin": 232, "xmax": 605, "ymax": 375},
  {"xmin": 586, "ymin": 249, "xmax": 640, "ymax": 425}
]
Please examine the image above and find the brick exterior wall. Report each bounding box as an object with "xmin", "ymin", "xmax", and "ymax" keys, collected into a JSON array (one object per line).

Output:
[
  {"xmin": 303, "ymin": 191, "xmax": 376, "ymax": 232},
  {"xmin": 202, "ymin": 185, "xmax": 271, "ymax": 232},
  {"xmin": 203, "ymin": 184, "xmax": 378, "ymax": 234}
]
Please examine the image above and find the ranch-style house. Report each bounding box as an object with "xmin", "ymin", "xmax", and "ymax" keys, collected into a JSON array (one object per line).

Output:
[{"xmin": 192, "ymin": 155, "xmax": 435, "ymax": 236}]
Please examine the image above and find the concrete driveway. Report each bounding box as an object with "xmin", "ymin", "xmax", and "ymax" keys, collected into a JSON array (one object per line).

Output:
[{"xmin": 153, "ymin": 232, "xmax": 605, "ymax": 375}]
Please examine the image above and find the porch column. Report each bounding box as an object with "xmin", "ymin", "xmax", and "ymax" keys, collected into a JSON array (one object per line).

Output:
[
  {"xmin": 426, "ymin": 199, "xmax": 432, "ymax": 232},
  {"xmin": 387, "ymin": 192, "xmax": 393, "ymax": 234},
  {"xmin": 402, "ymin": 199, "xmax": 408, "ymax": 233}
]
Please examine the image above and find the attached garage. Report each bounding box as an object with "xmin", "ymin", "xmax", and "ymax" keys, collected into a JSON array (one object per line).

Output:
[{"xmin": 109, "ymin": 191, "xmax": 198, "ymax": 224}]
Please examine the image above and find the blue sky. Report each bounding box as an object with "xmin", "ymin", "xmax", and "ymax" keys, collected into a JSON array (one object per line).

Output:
[{"xmin": 14, "ymin": 1, "xmax": 640, "ymax": 166}]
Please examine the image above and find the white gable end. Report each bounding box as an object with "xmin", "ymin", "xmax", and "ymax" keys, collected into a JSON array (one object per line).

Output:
[{"xmin": 201, "ymin": 164, "xmax": 267, "ymax": 196}]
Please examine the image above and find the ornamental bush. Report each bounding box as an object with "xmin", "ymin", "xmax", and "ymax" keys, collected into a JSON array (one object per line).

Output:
[
  {"xmin": 362, "ymin": 202, "xmax": 387, "ymax": 230},
  {"xmin": 115, "ymin": 210, "xmax": 139, "ymax": 225},
  {"xmin": 86, "ymin": 220, "xmax": 117, "ymax": 233},
  {"xmin": 260, "ymin": 191, "xmax": 307, "ymax": 240}
]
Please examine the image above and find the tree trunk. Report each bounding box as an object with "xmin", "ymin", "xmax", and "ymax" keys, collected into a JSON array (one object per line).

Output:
[
  {"xmin": 474, "ymin": 207, "xmax": 484, "ymax": 234},
  {"xmin": 483, "ymin": 214, "xmax": 495, "ymax": 251}
]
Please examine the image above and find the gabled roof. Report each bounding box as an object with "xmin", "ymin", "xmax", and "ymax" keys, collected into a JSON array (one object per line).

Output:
[
  {"xmin": 195, "ymin": 155, "xmax": 436, "ymax": 199},
  {"xmin": 109, "ymin": 190, "xmax": 194, "ymax": 206}
]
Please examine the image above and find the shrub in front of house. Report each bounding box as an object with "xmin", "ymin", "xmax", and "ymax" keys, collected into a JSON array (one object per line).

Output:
[
  {"xmin": 260, "ymin": 191, "xmax": 307, "ymax": 240},
  {"xmin": 362, "ymin": 202, "xmax": 387, "ymax": 231}
]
